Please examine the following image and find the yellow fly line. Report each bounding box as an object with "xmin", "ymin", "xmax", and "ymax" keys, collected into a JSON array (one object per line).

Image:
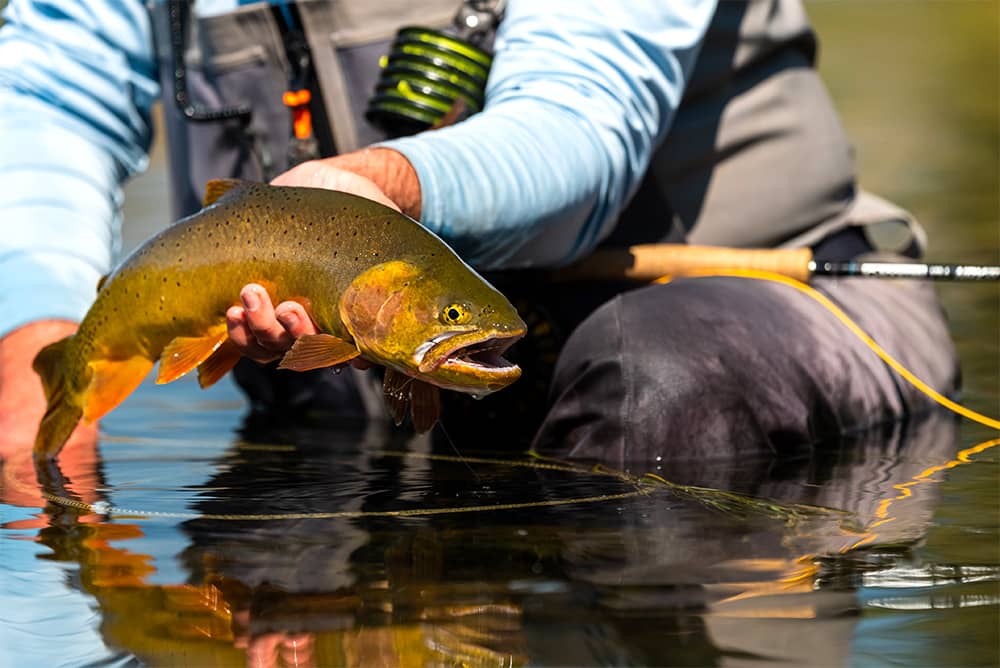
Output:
[{"xmin": 654, "ymin": 268, "xmax": 1000, "ymax": 431}]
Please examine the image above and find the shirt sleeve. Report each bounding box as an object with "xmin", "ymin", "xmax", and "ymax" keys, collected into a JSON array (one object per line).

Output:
[
  {"xmin": 0, "ymin": 0, "xmax": 158, "ymax": 339},
  {"xmin": 381, "ymin": 0, "xmax": 717, "ymax": 269}
]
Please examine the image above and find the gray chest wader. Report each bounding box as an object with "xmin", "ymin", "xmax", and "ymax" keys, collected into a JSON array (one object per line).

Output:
[
  {"xmin": 147, "ymin": 0, "xmax": 934, "ymax": 446},
  {"xmin": 149, "ymin": 0, "xmax": 459, "ymax": 219}
]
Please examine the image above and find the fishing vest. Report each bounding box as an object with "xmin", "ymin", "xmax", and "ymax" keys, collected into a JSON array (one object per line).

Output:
[{"xmin": 149, "ymin": 0, "xmax": 923, "ymax": 260}]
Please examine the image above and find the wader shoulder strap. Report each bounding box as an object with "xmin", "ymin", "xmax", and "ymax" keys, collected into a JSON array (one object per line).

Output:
[{"xmin": 297, "ymin": 0, "xmax": 458, "ymax": 154}]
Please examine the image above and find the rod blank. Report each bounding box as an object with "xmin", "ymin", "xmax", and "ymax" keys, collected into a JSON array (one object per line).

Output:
[
  {"xmin": 557, "ymin": 244, "xmax": 1000, "ymax": 283},
  {"xmin": 811, "ymin": 260, "xmax": 1000, "ymax": 281}
]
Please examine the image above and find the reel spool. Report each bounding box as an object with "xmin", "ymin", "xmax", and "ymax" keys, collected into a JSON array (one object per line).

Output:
[{"xmin": 366, "ymin": 2, "xmax": 503, "ymax": 135}]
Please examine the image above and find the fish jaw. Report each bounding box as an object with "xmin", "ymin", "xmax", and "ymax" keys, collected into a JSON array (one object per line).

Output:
[{"xmin": 413, "ymin": 327, "xmax": 525, "ymax": 394}]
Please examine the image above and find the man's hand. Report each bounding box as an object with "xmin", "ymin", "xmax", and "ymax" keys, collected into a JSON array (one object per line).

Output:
[
  {"xmin": 226, "ymin": 284, "xmax": 318, "ymax": 364},
  {"xmin": 227, "ymin": 148, "xmax": 421, "ymax": 363},
  {"xmin": 0, "ymin": 320, "xmax": 100, "ymax": 510},
  {"xmin": 0, "ymin": 321, "xmax": 97, "ymax": 457},
  {"xmin": 270, "ymin": 147, "xmax": 421, "ymax": 218}
]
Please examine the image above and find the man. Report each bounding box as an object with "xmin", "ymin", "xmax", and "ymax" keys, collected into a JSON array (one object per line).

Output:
[{"xmin": 0, "ymin": 0, "xmax": 958, "ymax": 465}]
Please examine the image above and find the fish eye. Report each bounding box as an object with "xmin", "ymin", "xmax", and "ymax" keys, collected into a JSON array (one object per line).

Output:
[{"xmin": 441, "ymin": 303, "xmax": 472, "ymax": 325}]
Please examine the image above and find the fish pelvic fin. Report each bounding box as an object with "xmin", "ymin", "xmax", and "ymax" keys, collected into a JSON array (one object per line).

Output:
[
  {"xmin": 277, "ymin": 334, "xmax": 360, "ymax": 372},
  {"xmin": 203, "ymin": 178, "xmax": 251, "ymax": 207},
  {"xmin": 381, "ymin": 369, "xmax": 441, "ymax": 432},
  {"xmin": 197, "ymin": 339, "xmax": 241, "ymax": 389},
  {"xmin": 83, "ymin": 356, "xmax": 154, "ymax": 423},
  {"xmin": 32, "ymin": 336, "xmax": 82, "ymax": 460},
  {"xmin": 157, "ymin": 324, "xmax": 229, "ymax": 384},
  {"xmin": 409, "ymin": 380, "xmax": 441, "ymax": 433}
]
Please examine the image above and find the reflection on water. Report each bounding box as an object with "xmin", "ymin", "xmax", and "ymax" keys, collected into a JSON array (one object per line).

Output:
[
  {"xmin": 3, "ymin": 393, "xmax": 996, "ymax": 666},
  {"xmin": 1, "ymin": 1, "xmax": 998, "ymax": 666}
]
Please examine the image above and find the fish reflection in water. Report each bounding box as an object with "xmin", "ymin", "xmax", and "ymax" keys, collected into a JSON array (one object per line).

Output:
[{"xmin": 23, "ymin": 405, "xmax": 990, "ymax": 667}]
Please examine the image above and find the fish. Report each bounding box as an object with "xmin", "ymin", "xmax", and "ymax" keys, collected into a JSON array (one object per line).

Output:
[{"xmin": 32, "ymin": 179, "xmax": 526, "ymax": 462}]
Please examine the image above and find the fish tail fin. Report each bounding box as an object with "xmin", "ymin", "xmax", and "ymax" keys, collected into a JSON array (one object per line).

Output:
[{"xmin": 32, "ymin": 336, "xmax": 83, "ymax": 461}]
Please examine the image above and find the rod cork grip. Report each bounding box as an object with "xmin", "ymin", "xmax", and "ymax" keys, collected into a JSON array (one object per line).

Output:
[{"xmin": 559, "ymin": 244, "xmax": 815, "ymax": 283}]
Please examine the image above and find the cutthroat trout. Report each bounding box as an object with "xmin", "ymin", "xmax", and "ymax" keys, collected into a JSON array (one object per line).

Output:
[{"xmin": 33, "ymin": 180, "xmax": 526, "ymax": 461}]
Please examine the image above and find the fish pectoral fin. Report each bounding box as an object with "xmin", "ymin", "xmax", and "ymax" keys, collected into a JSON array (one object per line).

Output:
[
  {"xmin": 203, "ymin": 178, "xmax": 250, "ymax": 207},
  {"xmin": 197, "ymin": 339, "xmax": 242, "ymax": 389},
  {"xmin": 277, "ymin": 334, "xmax": 360, "ymax": 372},
  {"xmin": 382, "ymin": 368, "xmax": 411, "ymax": 426},
  {"xmin": 157, "ymin": 325, "xmax": 229, "ymax": 384},
  {"xmin": 409, "ymin": 380, "xmax": 441, "ymax": 433},
  {"xmin": 83, "ymin": 356, "xmax": 155, "ymax": 423}
]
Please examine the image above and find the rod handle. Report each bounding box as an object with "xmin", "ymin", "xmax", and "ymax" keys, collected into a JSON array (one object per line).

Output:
[{"xmin": 558, "ymin": 244, "xmax": 815, "ymax": 283}]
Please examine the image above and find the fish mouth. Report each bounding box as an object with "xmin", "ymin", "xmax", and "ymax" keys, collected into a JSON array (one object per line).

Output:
[{"xmin": 417, "ymin": 328, "xmax": 525, "ymax": 385}]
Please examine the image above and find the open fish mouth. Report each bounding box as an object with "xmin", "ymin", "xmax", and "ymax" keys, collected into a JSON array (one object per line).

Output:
[
  {"xmin": 417, "ymin": 329, "xmax": 524, "ymax": 380},
  {"xmin": 440, "ymin": 332, "xmax": 522, "ymax": 375}
]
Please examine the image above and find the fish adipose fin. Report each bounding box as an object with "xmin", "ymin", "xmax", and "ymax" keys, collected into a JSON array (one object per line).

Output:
[
  {"xmin": 83, "ymin": 356, "xmax": 154, "ymax": 423},
  {"xmin": 197, "ymin": 339, "xmax": 242, "ymax": 389},
  {"xmin": 32, "ymin": 336, "xmax": 83, "ymax": 459},
  {"xmin": 203, "ymin": 178, "xmax": 250, "ymax": 207},
  {"xmin": 157, "ymin": 324, "xmax": 229, "ymax": 384},
  {"xmin": 277, "ymin": 334, "xmax": 360, "ymax": 372}
]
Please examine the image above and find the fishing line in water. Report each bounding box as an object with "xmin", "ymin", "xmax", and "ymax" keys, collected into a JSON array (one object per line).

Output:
[{"xmin": 31, "ymin": 450, "xmax": 656, "ymax": 521}]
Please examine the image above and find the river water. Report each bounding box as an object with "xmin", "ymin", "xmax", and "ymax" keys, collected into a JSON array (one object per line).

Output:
[{"xmin": 2, "ymin": 2, "xmax": 997, "ymax": 666}]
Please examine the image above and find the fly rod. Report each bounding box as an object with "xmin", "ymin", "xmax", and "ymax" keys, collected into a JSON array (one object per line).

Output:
[{"xmin": 556, "ymin": 244, "xmax": 1000, "ymax": 283}]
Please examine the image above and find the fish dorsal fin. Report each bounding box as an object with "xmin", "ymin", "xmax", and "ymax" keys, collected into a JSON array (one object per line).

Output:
[
  {"xmin": 197, "ymin": 338, "xmax": 242, "ymax": 389},
  {"xmin": 409, "ymin": 380, "xmax": 441, "ymax": 433},
  {"xmin": 96, "ymin": 274, "xmax": 109, "ymax": 292},
  {"xmin": 277, "ymin": 333, "xmax": 360, "ymax": 372},
  {"xmin": 203, "ymin": 178, "xmax": 249, "ymax": 207},
  {"xmin": 83, "ymin": 356, "xmax": 155, "ymax": 423},
  {"xmin": 382, "ymin": 367, "xmax": 411, "ymax": 426},
  {"xmin": 157, "ymin": 324, "xmax": 229, "ymax": 384}
]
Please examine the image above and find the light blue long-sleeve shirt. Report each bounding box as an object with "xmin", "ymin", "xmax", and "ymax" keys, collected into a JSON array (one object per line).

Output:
[{"xmin": 0, "ymin": 0, "xmax": 715, "ymax": 340}]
